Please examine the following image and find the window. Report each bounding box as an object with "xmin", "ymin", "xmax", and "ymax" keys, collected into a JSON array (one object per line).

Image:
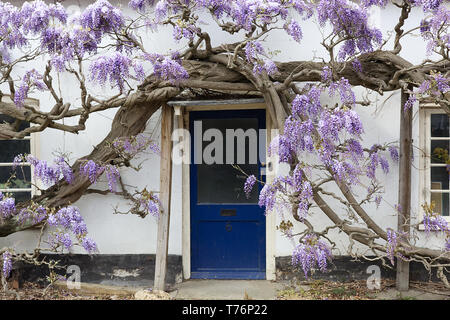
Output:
[
  {"xmin": 0, "ymin": 97, "xmax": 39, "ymax": 202},
  {"xmin": 420, "ymin": 105, "xmax": 450, "ymax": 221}
]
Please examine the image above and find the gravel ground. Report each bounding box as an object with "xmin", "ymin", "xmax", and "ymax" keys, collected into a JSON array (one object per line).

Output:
[
  {"xmin": 0, "ymin": 282, "xmax": 135, "ymax": 300},
  {"xmin": 1, "ymin": 279, "xmax": 450, "ymax": 300},
  {"xmin": 276, "ymin": 279, "xmax": 450, "ymax": 300}
]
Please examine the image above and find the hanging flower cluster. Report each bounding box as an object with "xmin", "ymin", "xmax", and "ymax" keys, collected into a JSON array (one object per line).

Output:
[
  {"xmin": 80, "ymin": 160, "xmax": 121, "ymax": 193},
  {"xmin": 47, "ymin": 206, "xmax": 98, "ymax": 254},
  {"xmin": 144, "ymin": 52, "xmax": 189, "ymax": 83},
  {"xmin": 138, "ymin": 188, "xmax": 162, "ymax": 218},
  {"xmin": 422, "ymin": 202, "xmax": 450, "ymax": 237},
  {"xmin": 2, "ymin": 251, "xmax": 12, "ymax": 279},
  {"xmin": 405, "ymin": 72, "xmax": 450, "ymax": 111},
  {"xmin": 17, "ymin": 204, "xmax": 47, "ymax": 225},
  {"xmin": 0, "ymin": 192, "xmax": 16, "ymax": 219},
  {"xmin": 386, "ymin": 229, "xmax": 399, "ymax": 265},
  {"xmin": 13, "ymin": 69, "xmax": 47, "ymax": 107},
  {"xmin": 89, "ymin": 52, "xmax": 146, "ymax": 91},
  {"xmin": 292, "ymin": 234, "xmax": 333, "ymax": 278},
  {"xmin": 316, "ymin": 0, "xmax": 383, "ymax": 61},
  {"xmin": 112, "ymin": 133, "xmax": 161, "ymax": 158},
  {"xmin": 13, "ymin": 154, "xmax": 74, "ymax": 186},
  {"xmin": 244, "ymin": 175, "xmax": 257, "ymax": 199}
]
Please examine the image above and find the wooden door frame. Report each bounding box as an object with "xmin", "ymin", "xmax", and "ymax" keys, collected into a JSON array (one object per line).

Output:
[{"xmin": 169, "ymin": 99, "xmax": 276, "ymax": 280}]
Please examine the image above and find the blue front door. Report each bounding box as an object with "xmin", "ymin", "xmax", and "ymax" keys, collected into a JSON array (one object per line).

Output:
[{"xmin": 190, "ymin": 109, "xmax": 266, "ymax": 279}]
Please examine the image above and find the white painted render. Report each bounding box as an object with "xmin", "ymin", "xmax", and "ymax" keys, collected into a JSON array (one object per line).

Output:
[{"xmin": 0, "ymin": 1, "xmax": 448, "ymax": 277}]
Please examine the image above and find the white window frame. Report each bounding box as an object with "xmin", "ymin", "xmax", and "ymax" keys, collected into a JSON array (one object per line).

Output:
[
  {"xmin": 419, "ymin": 103, "xmax": 450, "ymax": 224},
  {"xmin": 0, "ymin": 96, "xmax": 40, "ymax": 199}
]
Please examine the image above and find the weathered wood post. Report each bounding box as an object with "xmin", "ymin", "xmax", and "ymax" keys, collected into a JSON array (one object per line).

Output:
[
  {"xmin": 154, "ymin": 104, "xmax": 174, "ymax": 291},
  {"xmin": 396, "ymin": 87, "xmax": 413, "ymax": 291}
]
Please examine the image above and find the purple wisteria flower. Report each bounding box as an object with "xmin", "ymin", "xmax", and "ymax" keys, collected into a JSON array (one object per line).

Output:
[
  {"xmin": 252, "ymin": 59, "xmax": 278, "ymax": 76},
  {"xmin": 81, "ymin": 237, "xmax": 98, "ymax": 254},
  {"xmin": 21, "ymin": 1, "xmax": 67, "ymax": 33},
  {"xmin": 413, "ymin": 73, "xmax": 449, "ymax": 105},
  {"xmin": 375, "ymin": 195, "xmax": 382, "ymax": 208},
  {"xmin": 346, "ymin": 139, "xmax": 364, "ymax": 162},
  {"xmin": 244, "ymin": 175, "xmax": 257, "ymax": 199},
  {"xmin": 243, "ymin": 40, "xmax": 279, "ymax": 75},
  {"xmin": 268, "ymin": 134, "xmax": 294, "ymax": 163},
  {"xmin": 317, "ymin": 0, "xmax": 383, "ymax": 60},
  {"xmin": 432, "ymin": 73, "xmax": 450, "ymax": 94},
  {"xmin": 14, "ymin": 69, "xmax": 47, "ymax": 107},
  {"xmin": 352, "ymin": 59, "xmax": 363, "ymax": 73},
  {"xmin": 423, "ymin": 214, "xmax": 449, "ymax": 234},
  {"xmin": 2, "ymin": 251, "xmax": 12, "ymax": 279},
  {"xmin": 419, "ymin": 6, "xmax": 449, "ymax": 54},
  {"xmin": 48, "ymin": 232, "xmax": 73, "ymax": 250},
  {"xmin": 17, "ymin": 205, "xmax": 47, "ymax": 225},
  {"xmin": 139, "ymin": 193, "xmax": 161, "ymax": 217},
  {"xmin": 386, "ymin": 229, "xmax": 398, "ymax": 265},
  {"xmin": 388, "ymin": 146, "xmax": 399, "ymax": 162},
  {"xmin": 129, "ymin": 0, "xmax": 155, "ymax": 12},
  {"xmin": 80, "ymin": 0, "xmax": 124, "ymax": 37},
  {"xmin": 366, "ymin": 147, "xmax": 390, "ymax": 179},
  {"xmin": 245, "ymin": 41, "xmax": 265, "ymax": 64},
  {"xmin": 0, "ymin": 196, "xmax": 16, "ymax": 219},
  {"xmin": 89, "ymin": 52, "xmax": 145, "ymax": 91},
  {"xmin": 291, "ymin": 87, "xmax": 322, "ymax": 118},
  {"xmin": 0, "ymin": 3, "xmax": 28, "ymax": 49},
  {"xmin": 329, "ymin": 78, "xmax": 356, "ymax": 106},
  {"xmin": 145, "ymin": 52, "xmax": 189, "ymax": 83},
  {"xmin": 413, "ymin": 0, "xmax": 445, "ymax": 12},
  {"xmin": 292, "ymin": 234, "xmax": 333, "ymax": 278},
  {"xmin": 361, "ymin": 0, "xmax": 388, "ymax": 8},
  {"xmin": 21, "ymin": 155, "xmax": 73, "ymax": 186},
  {"xmin": 48, "ymin": 206, "xmax": 87, "ymax": 236},
  {"xmin": 418, "ymin": 80, "xmax": 431, "ymax": 94},
  {"xmin": 56, "ymin": 157, "xmax": 74, "ymax": 184},
  {"xmin": 46, "ymin": 205, "xmax": 98, "ymax": 254},
  {"xmin": 80, "ymin": 160, "xmax": 122, "ymax": 192},
  {"xmin": 379, "ymin": 156, "xmax": 389, "ymax": 174},
  {"xmin": 284, "ymin": 20, "xmax": 303, "ymax": 42},
  {"xmin": 105, "ymin": 165, "xmax": 120, "ymax": 192},
  {"xmin": 154, "ymin": 0, "xmax": 169, "ymax": 22},
  {"xmin": 113, "ymin": 134, "xmax": 160, "ymax": 157},
  {"xmin": 142, "ymin": 199, "xmax": 160, "ymax": 217},
  {"xmin": 173, "ymin": 24, "xmax": 199, "ymax": 42},
  {"xmin": 321, "ymin": 66, "xmax": 332, "ymax": 83},
  {"xmin": 258, "ymin": 184, "xmax": 277, "ymax": 214},
  {"xmin": 80, "ymin": 160, "xmax": 105, "ymax": 184}
]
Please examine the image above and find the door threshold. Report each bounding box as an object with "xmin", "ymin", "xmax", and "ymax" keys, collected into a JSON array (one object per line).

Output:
[{"xmin": 190, "ymin": 271, "xmax": 266, "ymax": 280}]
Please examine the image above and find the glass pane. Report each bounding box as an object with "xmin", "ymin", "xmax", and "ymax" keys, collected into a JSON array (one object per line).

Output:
[
  {"xmin": 431, "ymin": 140, "xmax": 450, "ymax": 163},
  {"xmin": 196, "ymin": 118, "xmax": 260, "ymax": 204},
  {"xmin": 431, "ymin": 114, "xmax": 449, "ymax": 137},
  {"xmin": 9, "ymin": 191, "xmax": 31, "ymax": 203},
  {"xmin": 431, "ymin": 192, "xmax": 449, "ymax": 216},
  {"xmin": 0, "ymin": 165, "xmax": 31, "ymax": 188},
  {"xmin": 0, "ymin": 114, "xmax": 30, "ymax": 134},
  {"xmin": 0, "ymin": 139, "xmax": 30, "ymax": 163},
  {"xmin": 431, "ymin": 167, "xmax": 449, "ymax": 190}
]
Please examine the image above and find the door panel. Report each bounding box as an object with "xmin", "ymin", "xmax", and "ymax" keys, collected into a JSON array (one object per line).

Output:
[{"xmin": 190, "ymin": 109, "xmax": 266, "ymax": 279}]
